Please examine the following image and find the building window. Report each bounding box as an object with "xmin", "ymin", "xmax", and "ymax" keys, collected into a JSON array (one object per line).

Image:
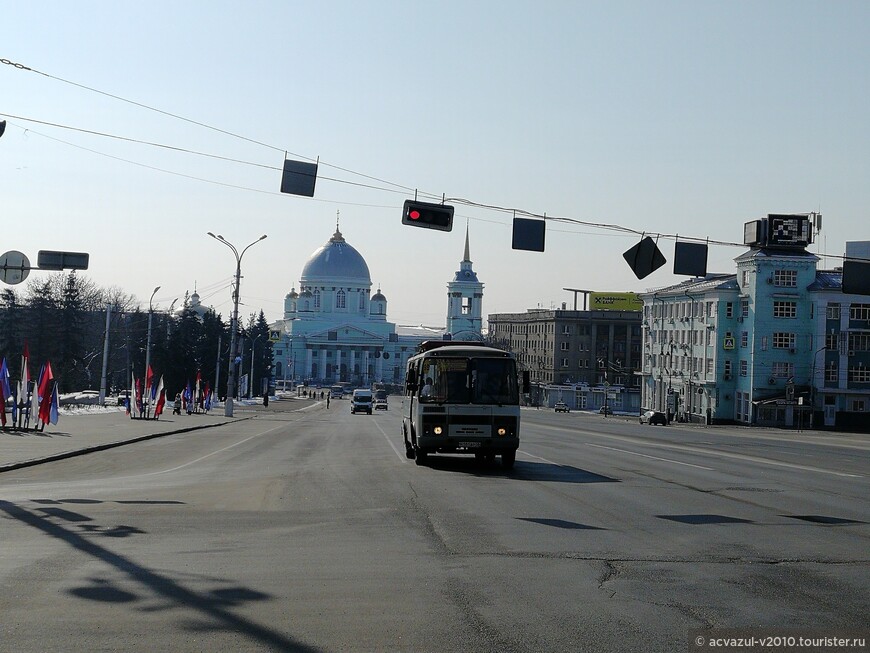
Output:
[
  {"xmin": 724, "ymin": 360, "xmax": 733, "ymax": 376},
  {"xmin": 827, "ymin": 303, "xmax": 840, "ymax": 320},
  {"xmin": 577, "ymin": 394, "xmax": 587, "ymax": 409},
  {"xmin": 772, "ymin": 362, "xmax": 794, "ymax": 378},
  {"xmin": 851, "ymin": 399, "xmax": 867, "ymax": 412},
  {"xmin": 336, "ymin": 290, "xmax": 346, "ymax": 309},
  {"xmin": 561, "ymin": 358, "xmax": 569, "ymax": 368},
  {"xmin": 773, "ymin": 269, "xmax": 798, "ymax": 287},
  {"xmin": 461, "ymin": 297, "xmax": 472, "ymax": 315},
  {"xmin": 772, "ymin": 332, "xmax": 796, "ymax": 349},
  {"xmin": 826, "ymin": 333, "xmax": 839, "ymax": 351},
  {"xmin": 562, "ymin": 325, "xmax": 571, "ymax": 335},
  {"xmin": 560, "ymin": 342, "xmax": 570, "ymax": 351},
  {"xmin": 773, "ymin": 301, "xmax": 797, "ymax": 319},
  {"xmin": 313, "ymin": 289, "xmax": 321, "ymax": 309},
  {"xmin": 849, "ymin": 333, "xmax": 870, "ymax": 352},
  {"xmin": 848, "ymin": 366, "xmax": 870, "ymax": 383},
  {"xmin": 825, "ymin": 362, "xmax": 838, "ymax": 385},
  {"xmin": 741, "ymin": 270, "xmax": 749, "ymax": 287},
  {"xmin": 726, "ymin": 302, "xmax": 734, "ymax": 319},
  {"xmin": 740, "ymin": 360, "xmax": 748, "ymax": 376},
  {"xmin": 850, "ymin": 304, "xmax": 870, "ymax": 321},
  {"xmin": 741, "ymin": 331, "xmax": 748, "ymax": 348},
  {"xmin": 741, "ymin": 300, "xmax": 749, "ymax": 318}
]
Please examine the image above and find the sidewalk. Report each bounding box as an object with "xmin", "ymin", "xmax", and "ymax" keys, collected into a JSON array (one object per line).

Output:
[{"xmin": 0, "ymin": 396, "xmax": 317, "ymax": 473}]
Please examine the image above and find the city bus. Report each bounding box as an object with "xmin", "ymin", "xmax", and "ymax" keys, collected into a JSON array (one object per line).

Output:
[{"xmin": 402, "ymin": 341, "xmax": 529, "ymax": 469}]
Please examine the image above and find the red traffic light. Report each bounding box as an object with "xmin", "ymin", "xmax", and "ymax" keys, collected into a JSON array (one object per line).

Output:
[{"xmin": 402, "ymin": 200, "xmax": 454, "ymax": 232}]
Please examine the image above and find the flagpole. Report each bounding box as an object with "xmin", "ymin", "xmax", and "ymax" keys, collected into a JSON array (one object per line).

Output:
[{"xmin": 144, "ymin": 286, "xmax": 160, "ymax": 419}]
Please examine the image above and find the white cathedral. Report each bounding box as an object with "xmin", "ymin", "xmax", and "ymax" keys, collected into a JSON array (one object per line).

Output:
[{"xmin": 269, "ymin": 223, "xmax": 484, "ymax": 386}]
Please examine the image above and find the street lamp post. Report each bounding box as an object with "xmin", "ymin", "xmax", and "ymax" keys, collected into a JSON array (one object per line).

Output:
[
  {"xmin": 248, "ymin": 334, "xmax": 262, "ymax": 399},
  {"xmin": 207, "ymin": 233, "xmax": 267, "ymax": 417},
  {"xmin": 144, "ymin": 286, "xmax": 160, "ymax": 419}
]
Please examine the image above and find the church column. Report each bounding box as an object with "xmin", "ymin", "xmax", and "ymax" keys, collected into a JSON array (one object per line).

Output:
[
  {"xmin": 320, "ymin": 349, "xmax": 327, "ymax": 383},
  {"xmin": 349, "ymin": 350, "xmax": 356, "ymax": 384},
  {"xmin": 336, "ymin": 348, "xmax": 342, "ymax": 383},
  {"xmin": 306, "ymin": 348, "xmax": 313, "ymax": 380},
  {"xmin": 363, "ymin": 350, "xmax": 370, "ymax": 386},
  {"xmin": 376, "ymin": 351, "xmax": 384, "ymax": 382}
]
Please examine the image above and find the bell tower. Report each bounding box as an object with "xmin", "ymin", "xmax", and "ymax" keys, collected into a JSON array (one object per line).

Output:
[{"xmin": 446, "ymin": 224, "xmax": 484, "ymax": 339}]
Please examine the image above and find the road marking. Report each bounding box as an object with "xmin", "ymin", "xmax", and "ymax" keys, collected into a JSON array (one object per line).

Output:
[
  {"xmin": 145, "ymin": 423, "xmax": 289, "ymax": 476},
  {"xmin": 372, "ymin": 419, "xmax": 408, "ymax": 463},
  {"xmin": 585, "ymin": 443, "xmax": 714, "ymax": 470},
  {"xmin": 533, "ymin": 423, "xmax": 864, "ymax": 478}
]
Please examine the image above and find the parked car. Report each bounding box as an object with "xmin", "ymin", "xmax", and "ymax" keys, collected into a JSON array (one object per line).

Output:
[
  {"xmin": 599, "ymin": 405, "xmax": 613, "ymax": 415},
  {"xmin": 554, "ymin": 401, "xmax": 570, "ymax": 413},
  {"xmin": 639, "ymin": 410, "xmax": 668, "ymax": 425}
]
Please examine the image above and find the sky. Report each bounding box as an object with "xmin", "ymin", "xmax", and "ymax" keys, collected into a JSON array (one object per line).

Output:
[{"xmin": 2, "ymin": 1, "xmax": 868, "ymax": 327}]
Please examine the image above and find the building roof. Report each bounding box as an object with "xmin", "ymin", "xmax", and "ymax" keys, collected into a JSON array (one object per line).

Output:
[
  {"xmin": 807, "ymin": 270, "xmax": 843, "ymax": 291},
  {"xmin": 639, "ymin": 274, "xmax": 738, "ymax": 298},
  {"xmin": 734, "ymin": 247, "xmax": 819, "ymax": 263},
  {"xmin": 300, "ymin": 228, "xmax": 371, "ymax": 285}
]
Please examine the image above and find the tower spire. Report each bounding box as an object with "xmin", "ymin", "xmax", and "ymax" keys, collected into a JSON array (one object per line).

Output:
[{"xmin": 463, "ymin": 221, "xmax": 471, "ymax": 262}]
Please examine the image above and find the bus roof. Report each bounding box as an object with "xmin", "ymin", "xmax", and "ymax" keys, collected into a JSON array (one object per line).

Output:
[{"xmin": 409, "ymin": 341, "xmax": 512, "ymax": 360}]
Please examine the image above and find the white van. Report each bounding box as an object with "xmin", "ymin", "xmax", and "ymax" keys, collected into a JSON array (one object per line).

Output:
[{"xmin": 350, "ymin": 389, "xmax": 373, "ymax": 415}]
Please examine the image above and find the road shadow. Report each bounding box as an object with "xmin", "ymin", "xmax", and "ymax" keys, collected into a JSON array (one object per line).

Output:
[
  {"xmin": 658, "ymin": 514, "xmax": 755, "ymax": 525},
  {"xmin": 516, "ymin": 517, "xmax": 605, "ymax": 530},
  {"xmin": 0, "ymin": 500, "xmax": 319, "ymax": 652},
  {"xmin": 420, "ymin": 456, "xmax": 620, "ymax": 484}
]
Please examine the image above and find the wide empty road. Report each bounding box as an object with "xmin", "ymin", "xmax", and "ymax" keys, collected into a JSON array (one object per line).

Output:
[{"xmin": 1, "ymin": 401, "xmax": 867, "ymax": 652}]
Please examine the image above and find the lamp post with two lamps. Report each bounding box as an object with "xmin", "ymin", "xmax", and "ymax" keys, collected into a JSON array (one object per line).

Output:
[{"xmin": 207, "ymin": 233, "xmax": 267, "ymax": 417}]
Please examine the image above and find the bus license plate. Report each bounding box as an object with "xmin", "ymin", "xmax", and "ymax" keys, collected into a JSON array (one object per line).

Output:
[{"xmin": 458, "ymin": 441, "xmax": 481, "ymax": 448}]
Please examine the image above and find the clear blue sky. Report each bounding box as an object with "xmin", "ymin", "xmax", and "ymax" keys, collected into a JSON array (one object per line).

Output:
[{"xmin": 3, "ymin": 1, "xmax": 868, "ymax": 325}]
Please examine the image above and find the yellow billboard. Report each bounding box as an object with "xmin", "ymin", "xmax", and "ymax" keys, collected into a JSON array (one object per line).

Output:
[{"xmin": 589, "ymin": 292, "xmax": 643, "ymax": 312}]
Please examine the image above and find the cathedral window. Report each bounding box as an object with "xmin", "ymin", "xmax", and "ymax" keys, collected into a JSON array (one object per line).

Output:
[
  {"xmin": 461, "ymin": 297, "xmax": 472, "ymax": 315},
  {"xmin": 359, "ymin": 291, "xmax": 365, "ymax": 311},
  {"xmin": 336, "ymin": 290, "xmax": 346, "ymax": 309},
  {"xmin": 314, "ymin": 289, "xmax": 321, "ymax": 309}
]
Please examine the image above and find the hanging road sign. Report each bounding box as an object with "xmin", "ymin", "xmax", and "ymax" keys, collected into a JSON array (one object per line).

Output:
[
  {"xmin": 0, "ymin": 250, "xmax": 30, "ymax": 285},
  {"xmin": 37, "ymin": 250, "xmax": 90, "ymax": 270}
]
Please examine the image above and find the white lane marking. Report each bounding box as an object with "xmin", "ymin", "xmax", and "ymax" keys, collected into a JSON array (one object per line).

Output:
[
  {"xmin": 533, "ymin": 423, "xmax": 864, "ymax": 478},
  {"xmin": 372, "ymin": 419, "xmax": 407, "ymax": 463},
  {"xmin": 144, "ymin": 422, "xmax": 289, "ymax": 476},
  {"xmin": 585, "ymin": 443, "xmax": 714, "ymax": 470}
]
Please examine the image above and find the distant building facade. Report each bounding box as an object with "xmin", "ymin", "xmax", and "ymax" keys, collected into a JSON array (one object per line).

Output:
[
  {"xmin": 639, "ymin": 246, "xmax": 870, "ymax": 430},
  {"xmin": 487, "ymin": 307, "xmax": 643, "ymax": 412},
  {"xmin": 270, "ymin": 225, "xmax": 483, "ymax": 387}
]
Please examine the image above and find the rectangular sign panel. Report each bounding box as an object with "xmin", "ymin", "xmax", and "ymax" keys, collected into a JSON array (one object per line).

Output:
[{"xmin": 589, "ymin": 292, "xmax": 643, "ymax": 312}]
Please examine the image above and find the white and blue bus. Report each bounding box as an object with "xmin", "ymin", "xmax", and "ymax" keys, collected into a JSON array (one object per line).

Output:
[{"xmin": 402, "ymin": 341, "xmax": 528, "ymax": 469}]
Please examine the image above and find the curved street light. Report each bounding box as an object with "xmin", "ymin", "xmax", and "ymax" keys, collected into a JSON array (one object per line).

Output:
[{"xmin": 207, "ymin": 233, "xmax": 267, "ymax": 416}]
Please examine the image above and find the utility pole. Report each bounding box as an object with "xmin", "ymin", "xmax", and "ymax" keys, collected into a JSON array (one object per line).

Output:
[{"xmin": 98, "ymin": 304, "xmax": 112, "ymax": 405}]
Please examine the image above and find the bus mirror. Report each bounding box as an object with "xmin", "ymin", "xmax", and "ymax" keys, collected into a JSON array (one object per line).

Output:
[
  {"xmin": 522, "ymin": 371, "xmax": 530, "ymax": 394},
  {"xmin": 406, "ymin": 368, "xmax": 418, "ymax": 393}
]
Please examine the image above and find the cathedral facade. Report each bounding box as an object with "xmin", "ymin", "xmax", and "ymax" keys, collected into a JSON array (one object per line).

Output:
[{"xmin": 269, "ymin": 224, "xmax": 483, "ymax": 387}]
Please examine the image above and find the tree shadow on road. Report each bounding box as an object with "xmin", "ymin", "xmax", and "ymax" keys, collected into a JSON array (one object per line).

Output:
[{"xmin": 0, "ymin": 499, "xmax": 320, "ymax": 652}]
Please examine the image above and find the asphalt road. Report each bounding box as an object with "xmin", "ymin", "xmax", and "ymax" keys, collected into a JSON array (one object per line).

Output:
[{"xmin": 1, "ymin": 401, "xmax": 867, "ymax": 652}]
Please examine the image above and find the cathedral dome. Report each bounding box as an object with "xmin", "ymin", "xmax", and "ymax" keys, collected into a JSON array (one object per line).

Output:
[{"xmin": 300, "ymin": 228, "xmax": 371, "ymax": 285}]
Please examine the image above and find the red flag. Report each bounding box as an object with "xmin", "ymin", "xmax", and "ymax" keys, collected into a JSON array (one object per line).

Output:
[
  {"xmin": 146, "ymin": 365, "xmax": 154, "ymax": 394},
  {"xmin": 38, "ymin": 361, "xmax": 54, "ymax": 423}
]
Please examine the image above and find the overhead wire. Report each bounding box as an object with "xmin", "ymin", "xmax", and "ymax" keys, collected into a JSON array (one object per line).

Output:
[{"xmin": 2, "ymin": 57, "xmax": 859, "ymax": 262}]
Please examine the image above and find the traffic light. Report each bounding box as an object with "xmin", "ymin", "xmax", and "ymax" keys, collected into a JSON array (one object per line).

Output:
[{"xmin": 402, "ymin": 200, "xmax": 454, "ymax": 232}]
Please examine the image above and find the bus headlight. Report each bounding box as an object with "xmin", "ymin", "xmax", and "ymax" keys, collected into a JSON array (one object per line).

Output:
[
  {"xmin": 433, "ymin": 426, "xmax": 443, "ymax": 435},
  {"xmin": 497, "ymin": 427, "xmax": 507, "ymax": 436}
]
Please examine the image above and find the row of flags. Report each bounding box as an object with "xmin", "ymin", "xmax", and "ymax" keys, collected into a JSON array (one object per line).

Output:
[
  {"xmin": 0, "ymin": 344, "xmax": 60, "ymax": 430},
  {"xmin": 125, "ymin": 367, "xmax": 213, "ymax": 418}
]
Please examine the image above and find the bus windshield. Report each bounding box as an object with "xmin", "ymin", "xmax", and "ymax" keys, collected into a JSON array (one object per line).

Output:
[{"xmin": 418, "ymin": 357, "xmax": 518, "ymax": 405}]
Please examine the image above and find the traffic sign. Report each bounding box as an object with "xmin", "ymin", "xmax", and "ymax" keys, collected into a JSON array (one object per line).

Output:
[{"xmin": 0, "ymin": 250, "xmax": 30, "ymax": 285}]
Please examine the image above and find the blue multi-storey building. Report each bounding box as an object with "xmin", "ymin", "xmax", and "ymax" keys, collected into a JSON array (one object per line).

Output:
[{"xmin": 640, "ymin": 216, "xmax": 869, "ymax": 430}]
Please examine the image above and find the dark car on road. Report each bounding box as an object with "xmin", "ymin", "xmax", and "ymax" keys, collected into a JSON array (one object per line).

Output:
[
  {"xmin": 554, "ymin": 401, "xmax": 570, "ymax": 413},
  {"xmin": 639, "ymin": 410, "xmax": 668, "ymax": 425}
]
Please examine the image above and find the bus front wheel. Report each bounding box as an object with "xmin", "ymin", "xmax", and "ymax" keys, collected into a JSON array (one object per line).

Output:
[
  {"xmin": 415, "ymin": 448, "xmax": 428, "ymax": 465},
  {"xmin": 501, "ymin": 450, "xmax": 516, "ymax": 469}
]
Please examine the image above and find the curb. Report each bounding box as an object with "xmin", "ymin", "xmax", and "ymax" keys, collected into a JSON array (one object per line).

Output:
[{"xmin": 0, "ymin": 416, "xmax": 253, "ymax": 474}]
